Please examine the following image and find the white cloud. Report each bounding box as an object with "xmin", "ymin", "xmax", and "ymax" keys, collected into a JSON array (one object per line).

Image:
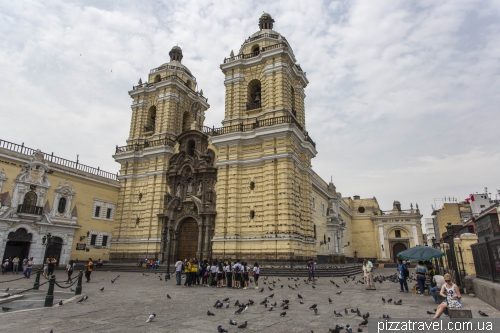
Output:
[{"xmin": 0, "ymin": 0, "xmax": 499, "ymax": 221}]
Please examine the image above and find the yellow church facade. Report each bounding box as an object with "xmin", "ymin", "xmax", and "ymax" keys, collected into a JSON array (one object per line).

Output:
[{"xmin": 1, "ymin": 14, "xmax": 423, "ymax": 265}]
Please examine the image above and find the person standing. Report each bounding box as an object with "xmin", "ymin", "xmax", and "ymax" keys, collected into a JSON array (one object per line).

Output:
[
  {"xmin": 184, "ymin": 259, "xmax": 192, "ymax": 287},
  {"xmin": 24, "ymin": 257, "xmax": 33, "ymax": 278},
  {"xmin": 1, "ymin": 259, "xmax": 8, "ymax": 274},
  {"xmin": 12, "ymin": 256, "xmax": 19, "ymax": 274},
  {"xmin": 85, "ymin": 258, "xmax": 93, "ymax": 282},
  {"xmin": 365, "ymin": 259, "xmax": 376, "ymax": 290},
  {"xmin": 47, "ymin": 258, "xmax": 56, "ymax": 276},
  {"xmin": 430, "ymin": 274, "xmax": 445, "ymax": 304},
  {"xmin": 253, "ymin": 262, "xmax": 260, "ymax": 289},
  {"xmin": 242, "ymin": 262, "xmax": 250, "ymax": 289},
  {"xmin": 415, "ymin": 261, "xmax": 428, "ymax": 295},
  {"xmin": 306, "ymin": 259, "xmax": 314, "ymax": 284},
  {"xmin": 226, "ymin": 260, "xmax": 233, "ymax": 288},
  {"xmin": 174, "ymin": 258, "xmax": 183, "ymax": 285},
  {"xmin": 233, "ymin": 260, "xmax": 242, "ymax": 289},
  {"xmin": 362, "ymin": 260, "xmax": 367, "ymax": 284},
  {"xmin": 397, "ymin": 258, "xmax": 409, "ymax": 292},
  {"xmin": 66, "ymin": 260, "xmax": 75, "ymax": 283},
  {"xmin": 191, "ymin": 258, "xmax": 199, "ymax": 286}
]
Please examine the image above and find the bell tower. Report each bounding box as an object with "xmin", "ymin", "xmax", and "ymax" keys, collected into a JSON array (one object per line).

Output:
[
  {"xmin": 111, "ymin": 47, "xmax": 209, "ymax": 261},
  {"xmin": 209, "ymin": 14, "xmax": 317, "ymax": 261}
]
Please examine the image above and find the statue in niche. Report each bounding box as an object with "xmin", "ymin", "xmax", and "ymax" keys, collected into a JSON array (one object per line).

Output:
[
  {"xmin": 187, "ymin": 180, "xmax": 193, "ymax": 195},
  {"xmin": 197, "ymin": 182, "xmax": 203, "ymax": 196},
  {"xmin": 175, "ymin": 184, "xmax": 181, "ymax": 197}
]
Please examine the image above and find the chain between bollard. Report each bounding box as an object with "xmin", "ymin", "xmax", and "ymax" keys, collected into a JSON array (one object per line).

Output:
[
  {"xmin": 0, "ymin": 276, "xmax": 26, "ymax": 283},
  {"xmin": 2, "ymin": 280, "xmax": 50, "ymax": 299}
]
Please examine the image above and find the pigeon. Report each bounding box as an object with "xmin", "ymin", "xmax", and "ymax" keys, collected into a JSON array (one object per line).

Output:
[
  {"xmin": 394, "ymin": 300, "xmax": 402, "ymax": 305},
  {"xmin": 146, "ymin": 313, "xmax": 156, "ymax": 322},
  {"xmin": 207, "ymin": 310, "xmax": 215, "ymax": 316},
  {"xmin": 70, "ymin": 288, "xmax": 75, "ymax": 292},
  {"xmin": 77, "ymin": 297, "xmax": 84, "ymax": 303},
  {"xmin": 268, "ymin": 293, "xmax": 274, "ymax": 298},
  {"xmin": 269, "ymin": 287, "xmax": 274, "ymax": 291},
  {"xmin": 382, "ymin": 297, "xmax": 386, "ymax": 303},
  {"xmin": 300, "ymin": 300, "xmax": 304, "ymax": 304},
  {"xmin": 478, "ymin": 310, "xmax": 489, "ymax": 317},
  {"xmin": 2, "ymin": 306, "xmax": 12, "ymax": 312},
  {"xmin": 359, "ymin": 319, "xmax": 368, "ymax": 327},
  {"xmin": 382, "ymin": 314, "xmax": 390, "ymax": 319},
  {"xmin": 346, "ymin": 324, "xmax": 353, "ymax": 333},
  {"xmin": 226, "ymin": 304, "xmax": 229, "ymax": 308},
  {"xmin": 234, "ymin": 300, "xmax": 240, "ymax": 307},
  {"xmin": 111, "ymin": 278, "xmax": 116, "ymax": 284},
  {"xmin": 259, "ymin": 288, "xmax": 264, "ymax": 292},
  {"xmin": 83, "ymin": 296, "xmax": 88, "ymax": 300},
  {"xmin": 100, "ymin": 287, "xmax": 104, "ymax": 292},
  {"xmin": 235, "ymin": 307, "xmax": 244, "ymax": 314},
  {"xmin": 298, "ymin": 293, "xmax": 303, "ymax": 299},
  {"xmin": 280, "ymin": 311, "xmax": 286, "ymax": 316},
  {"xmin": 282, "ymin": 304, "xmax": 289, "ymax": 310},
  {"xmin": 426, "ymin": 310, "xmax": 435, "ymax": 315},
  {"xmin": 167, "ymin": 294, "xmax": 171, "ymax": 299},
  {"xmin": 58, "ymin": 300, "xmax": 63, "ymax": 306},
  {"xmin": 217, "ymin": 325, "xmax": 228, "ymax": 333},
  {"xmin": 387, "ymin": 298, "xmax": 392, "ymax": 303},
  {"xmin": 328, "ymin": 297, "xmax": 332, "ymax": 303},
  {"xmin": 4, "ymin": 287, "xmax": 9, "ymax": 292},
  {"xmin": 312, "ymin": 285, "xmax": 316, "ymax": 289},
  {"xmin": 358, "ymin": 329, "xmax": 363, "ymax": 332},
  {"xmin": 309, "ymin": 304, "xmax": 317, "ymax": 309},
  {"xmin": 229, "ymin": 319, "xmax": 237, "ymax": 325},
  {"xmin": 238, "ymin": 321, "xmax": 247, "ymax": 328},
  {"xmin": 313, "ymin": 308, "xmax": 318, "ymax": 315},
  {"xmin": 248, "ymin": 299, "xmax": 254, "ymax": 305},
  {"xmin": 329, "ymin": 329, "xmax": 340, "ymax": 333},
  {"xmin": 269, "ymin": 306, "xmax": 274, "ymax": 311},
  {"xmin": 242, "ymin": 305, "xmax": 249, "ymax": 312},
  {"xmin": 215, "ymin": 302, "xmax": 223, "ymax": 309},
  {"xmin": 336, "ymin": 290, "xmax": 342, "ymax": 294},
  {"xmin": 222, "ymin": 297, "xmax": 229, "ymax": 302},
  {"xmin": 345, "ymin": 308, "xmax": 348, "ymax": 314}
]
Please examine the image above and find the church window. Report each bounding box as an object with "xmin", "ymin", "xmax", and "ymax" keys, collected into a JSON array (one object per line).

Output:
[
  {"xmin": 322, "ymin": 202, "xmax": 325, "ymax": 215},
  {"xmin": 94, "ymin": 206, "xmax": 101, "ymax": 218},
  {"xmin": 23, "ymin": 191, "xmax": 37, "ymax": 207},
  {"xmin": 251, "ymin": 45, "xmax": 260, "ymax": 55},
  {"xmin": 247, "ymin": 79, "xmax": 261, "ymax": 110},
  {"xmin": 182, "ymin": 111, "xmax": 193, "ymax": 131},
  {"xmin": 90, "ymin": 234, "xmax": 97, "ymax": 246},
  {"xmin": 312, "ymin": 197, "xmax": 316, "ymax": 210},
  {"xmin": 57, "ymin": 197, "xmax": 67, "ymax": 214},
  {"xmin": 187, "ymin": 140, "xmax": 195, "ymax": 156},
  {"xmin": 250, "ymin": 210, "xmax": 255, "ymax": 219},
  {"xmin": 154, "ymin": 75, "xmax": 161, "ymax": 83},
  {"xmin": 145, "ymin": 106, "xmax": 156, "ymax": 133},
  {"xmin": 314, "ymin": 225, "xmax": 317, "ymax": 239},
  {"xmin": 358, "ymin": 206, "xmax": 365, "ymax": 213},
  {"xmin": 395, "ymin": 230, "xmax": 401, "ymax": 238},
  {"xmin": 106, "ymin": 207, "xmax": 112, "ymax": 219},
  {"xmin": 102, "ymin": 235, "xmax": 109, "ymax": 247},
  {"xmin": 249, "ymin": 181, "xmax": 255, "ymax": 190}
]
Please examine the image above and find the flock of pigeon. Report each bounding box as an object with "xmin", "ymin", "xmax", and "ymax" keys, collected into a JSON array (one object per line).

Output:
[{"xmin": 0, "ymin": 270, "xmax": 494, "ymax": 332}]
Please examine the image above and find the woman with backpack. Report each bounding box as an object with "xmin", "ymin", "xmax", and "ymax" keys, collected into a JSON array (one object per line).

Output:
[
  {"xmin": 242, "ymin": 262, "xmax": 250, "ymax": 289},
  {"xmin": 225, "ymin": 260, "xmax": 233, "ymax": 288},
  {"xmin": 66, "ymin": 260, "xmax": 75, "ymax": 283},
  {"xmin": 397, "ymin": 258, "xmax": 409, "ymax": 292}
]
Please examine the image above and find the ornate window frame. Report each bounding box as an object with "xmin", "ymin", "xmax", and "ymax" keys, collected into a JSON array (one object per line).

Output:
[{"xmin": 50, "ymin": 180, "xmax": 76, "ymax": 218}]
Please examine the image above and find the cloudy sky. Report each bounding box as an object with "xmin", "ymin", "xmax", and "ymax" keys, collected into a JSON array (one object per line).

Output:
[{"xmin": 1, "ymin": 0, "xmax": 499, "ymax": 227}]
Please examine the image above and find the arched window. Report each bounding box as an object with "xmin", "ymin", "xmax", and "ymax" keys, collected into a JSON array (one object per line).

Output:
[
  {"xmin": 187, "ymin": 140, "xmax": 195, "ymax": 156},
  {"xmin": 145, "ymin": 106, "xmax": 156, "ymax": 133},
  {"xmin": 252, "ymin": 45, "xmax": 260, "ymax": 56},
  {"xmin": 57, "ymin": 197, "xmax": 67, "ymax": 214},
  {"xmin": 23, "ymin": 191, "xmax": 37, "ymax": 207},
  {"xmin": 247, "ymin": 79, "xmax": 261, "ymax": 110},
  {"xmin": 154, "ymin": 75, "xmax": 161, "ymax": 83}
]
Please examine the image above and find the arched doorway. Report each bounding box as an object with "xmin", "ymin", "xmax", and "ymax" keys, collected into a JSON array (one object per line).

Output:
[
  {"xmin": 3, "ymin": 228, "xmax": 32, "ymax": 263},
  {"xmin": 393, "ymin": 243, "xmax": 408, "ymax": 263},
  {"xmin": 44, "ymin": 237, "xmax": 63, "ymax": 267},
  {"xmin": 177, "ymin": 218, "xmax": 199, "ymax": 260}
]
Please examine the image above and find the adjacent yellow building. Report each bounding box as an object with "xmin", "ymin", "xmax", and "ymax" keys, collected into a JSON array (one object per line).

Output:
[{"xmin": 0, "ymin": 141, "xmax": 119, "ymax": 266}]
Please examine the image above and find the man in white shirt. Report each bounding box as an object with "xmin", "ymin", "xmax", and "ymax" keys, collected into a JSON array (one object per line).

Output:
[
  {"xmin": 430, "ymin": 275, "xmax": 445, "ymax": 304},
  {"xmin": 174, "ymin": 258, "xmax": 183, "ymax": 285}
]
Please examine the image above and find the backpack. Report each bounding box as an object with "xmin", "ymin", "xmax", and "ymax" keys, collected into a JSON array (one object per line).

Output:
[
  {"xmin": 402, "ymin": 265, "xmax": 409, "ymax": 278},
  {"xmin": 235, "ymin": 264, "xmax": 241, "ymax": 274}
]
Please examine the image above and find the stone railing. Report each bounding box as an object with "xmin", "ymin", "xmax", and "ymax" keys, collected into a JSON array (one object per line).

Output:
[{"xmin": 115, "ymin": 135, "xmax": 177, "ymax": 154}]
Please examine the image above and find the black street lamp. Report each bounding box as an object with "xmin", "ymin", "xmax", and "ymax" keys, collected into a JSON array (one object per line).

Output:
[
  {"xmin": 165, "ymin": 226, "xmax": 180, "ymax": 280},
  {"xmin": 431, "ymin": 237, "xmax": 437, "ymax": 248},
  {"xmin": 445, "ymin": 223, "xmax": 463, "ymax": 292}
]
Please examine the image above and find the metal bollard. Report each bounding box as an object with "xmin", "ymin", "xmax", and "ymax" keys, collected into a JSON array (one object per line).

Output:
[
  {"xmin": 75, "ymin": 270, "xmax": 83, "ymax": 295},
  {"xmin": 44, "ymin": 275, "xmax": 55, "ymax": 307},
  {"xmin": 33, "ymin": 269, "xmax": 41, "ymax": 290}
]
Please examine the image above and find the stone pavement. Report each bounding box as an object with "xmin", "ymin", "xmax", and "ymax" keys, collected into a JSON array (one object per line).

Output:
[{"xmin": 0, "ymin": 268, "xmax": 498, "ymax": 333}]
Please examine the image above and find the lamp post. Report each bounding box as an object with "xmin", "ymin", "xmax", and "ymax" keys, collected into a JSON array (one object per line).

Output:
[
  {"xmin": 445, "ymin": 223, "xmax": 463, "ymax": 292},
  {"xmin": 165, "ymin": 226, "xmax": 180, "ymax": 280}
]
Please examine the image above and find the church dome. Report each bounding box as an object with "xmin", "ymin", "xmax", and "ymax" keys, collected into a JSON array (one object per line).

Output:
[
  {"xmin": 258, "ymin": 12, "xmax": 275, "ymax": 30},
  {"xmin": 159, "ymin": 46, "xmax": 193, "ymax": 77}
]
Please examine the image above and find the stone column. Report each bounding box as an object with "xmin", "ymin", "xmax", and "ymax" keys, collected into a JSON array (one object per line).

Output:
[
  {"xmin": 379, "ymin": 226, "xmax": 386, "ymax": 259},
  {"xmin": 197, "ymin": 219, "xmax": 203, "ymax": 260},
  {"xmin": 412, "ymin": 225, "xmax": 419, "ymax": 246},
  {"xmin": 340, "ymin": 231, "xmax": 345, "ymax": 254},
  {"xmin": 204, "ymin": 218, "xmax": 211, "ymax": 259}
]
